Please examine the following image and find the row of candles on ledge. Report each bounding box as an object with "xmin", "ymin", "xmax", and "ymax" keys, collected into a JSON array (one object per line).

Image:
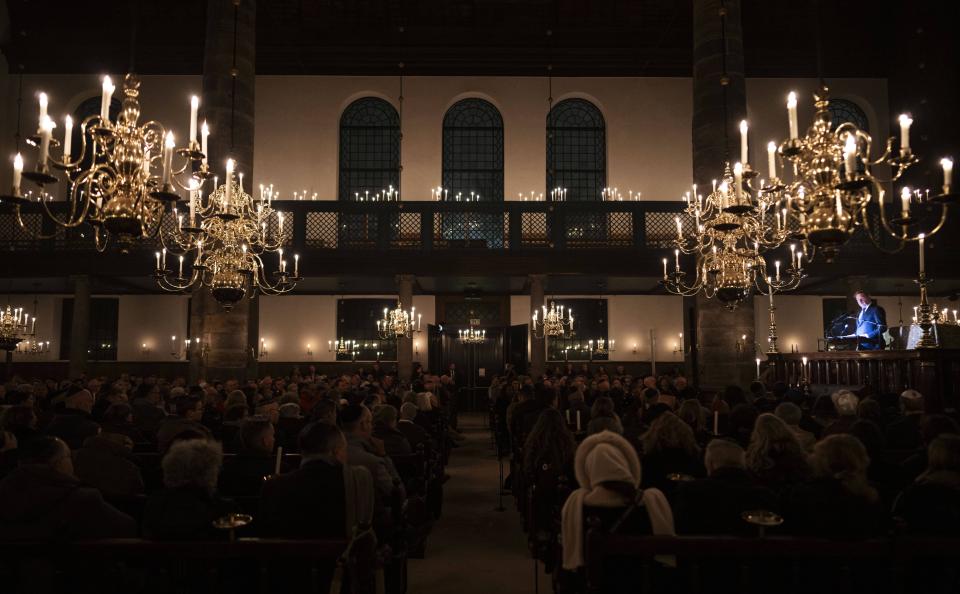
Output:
[
  {"xmin": 140, "ymin": 336, "xmax": 203, "ymax": 359},
  {"xmin": 15, "ymin": 339, "xmax": 51, "ymax": 354}
]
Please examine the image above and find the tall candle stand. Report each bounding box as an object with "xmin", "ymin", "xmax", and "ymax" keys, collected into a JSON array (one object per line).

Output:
[
  {"xmin": 914, "ymin": 272, "xmax": 939, "ymax": 349},
  {"xmin": 767, "ymin": 292, "xmax": 779, "ymax": 354}
]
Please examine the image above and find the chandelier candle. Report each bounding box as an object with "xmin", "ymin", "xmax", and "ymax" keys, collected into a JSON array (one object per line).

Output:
[
  {"xmin": 38, "ymin": 117, "xmax": 53, "ymax": 167},
  {"xmin": 844, "ymin": 134, "xmax": 857, "ymax": 180},
  {"xmin": 201, "ymin": 122, "xmax": 209, "ymax": 165},
  {"xmin": 224, "ymin": 159, "xmax": 234, "ymax": 210},
  {"xmin": 767, "ymin": 141, "xmax": 777, "ymax": 179},
  {"xmin": 942, "ymin": 158, "xmax": 953, "ymax": 193},
  {"xmin": 100, "ymin": 76, "xmax": 114, "ymax": 121},
  {"xmin": 787, "ymin": 92, "xmax": 799, "ymax": 139},
  {"xmin": 901, "ymin": 187, "xmax": 911, "ymax": 219},
  {"xmin": 189, "ymin": 96, "xmax": 199, "ymax": 145},
  {"xmin": 162, "ymin": 132, "xmax": 174, "ymax": 186},
  {"xmin": 37, "ymin": 93, "xmax": 48, "ymax": 132},
  {"xmin": 740, "ymin": 120, "xmax": 749, "ymax": 166},
  {"xmin": 12, "ymin": 154, "xmax": 22, "ymax": 196},
  {"xmin": 63, "ymin": 116, "xmax": 72, "ymax": 161},
  {"xmin": 899, "ymin": 114, "xmax": 912, "ymax": 152},
  {"xmin": 918, "ymin": 233, "xmax": 925, "ymax": 275}
]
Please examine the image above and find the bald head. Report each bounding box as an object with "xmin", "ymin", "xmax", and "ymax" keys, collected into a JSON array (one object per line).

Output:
[{"xmin": 66, "ymin": 389, "xmax": 94, "ymax": 414}]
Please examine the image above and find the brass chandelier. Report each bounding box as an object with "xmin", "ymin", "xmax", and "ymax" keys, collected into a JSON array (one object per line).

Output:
[
  {"xmin": 3, "ymin": 74, "xmax": 207, "ymax": 252},
  {"xmin": 154, "ymin": 164, "xmax": 299, "ymax": 310},
  {"xmin": 770, "ymin": 86, "xmax": 954, "ymax": 262},
  {"xmin": 532, "ymin": 301, "xmax": 574, "ymax": 338},
  {"xmin": 0, "ymin": 305, "xmax": 36, "ymax": 352},
  {"xmin": 458, "ymin": 318, "xmax": 487, "ymax": 344},
  {"xmin": 329, "ymin": 337, "xmax": 356, "ymax": 355},
  {"xmin": 377, "ymin": 302, "xmax": 421, "ymax": 340}
]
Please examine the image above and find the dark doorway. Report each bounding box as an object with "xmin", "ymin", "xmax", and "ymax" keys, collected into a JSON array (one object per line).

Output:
[
  {"xmin": 506, "ymin": 324, "xmax": 528, "ymax": 375},
  {"xmin": 441, "ymin": 327, "xmax": 504, "ymax": 412}
]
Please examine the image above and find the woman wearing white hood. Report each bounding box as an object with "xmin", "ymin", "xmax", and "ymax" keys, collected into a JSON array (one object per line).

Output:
[{"xmin": 559, "ymin": 430, "xmax": 675, "ymax": 593}]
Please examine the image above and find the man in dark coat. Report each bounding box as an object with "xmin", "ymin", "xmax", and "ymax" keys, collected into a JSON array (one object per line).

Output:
[
  {"xmin": 397, "ymin": 403, "xmax": 433, "ymax": 455},
  {"xmin": 372, "ymin": 404, "xmax": 412, "ymax": 457},
  {"xmin": 674, "ymin": 440, "xmax": 776, "ymax": 535},
  {"xmin": 73, "ymin": 432, "xmax": 145, "ymax": 498},
  {"xmin": 155, "ymin": 395, "xmax": 212, "ymax": 453},
  {"xmin": 45, "ymin": 388, "xmax": 100, "ymax": 451},
  {"xmin": 219, "ymin": 416, "xmax": 282, "ymax": 496},
  {"xmin": 853, "ymin": 290, "xmax": 887, "ymax": 351},
  {"xmin": 885, "ymin": 389, "xmax": 925, "ymax": 450},
  {"xmin": 0, "ymin": 436, "xmax": 136, "ymax": 540}
]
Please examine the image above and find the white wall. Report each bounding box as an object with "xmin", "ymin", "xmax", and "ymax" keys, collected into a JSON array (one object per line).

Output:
[
  {"xmin": 0, "ymin": 74, "xmax": 889, "ymax": 204},
  {"xmin": 117, "ymin": 295, "xmax": 190, "ymax": 361}
]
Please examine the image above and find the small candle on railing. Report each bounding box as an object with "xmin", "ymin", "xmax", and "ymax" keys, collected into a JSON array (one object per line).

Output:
[
  {"xmin": 787, "ymin": 92, "xmax": 799, "ymax": 140},
  {"xmin": 12, "ymin": 153, "xmax": 23, "ymax": 196},
  {"xmin": 739, "ymin": 120, "xmax": 749, "ymax": 166},
  {"xmin": 189, "ymin": 95, "xmax": 199, "ymax": 145},
  {"xmin": 900, "ymin": 187, "xmax": 911, "ymax": 218},
  {"xmin": 918, "ymin": 232, "xmax": 925, "ymax": 275},
  {"xmin": 100, "ymin": 76, "xmax": 115, "ymax": 121},
  {"xmin": 843, "ymin": 134, "xmax": 857, "ymax": 180},
  {"xmin": 294, "ymin": 254, "xmax": 299, "ymax": 277},
  {"xmin": 941, "ymin": 157, "xmax": 953, "ymax": 194},
  {"xmin": 899, "ymin": 114, "xmax": 912, "ymax": 152},
  {"xmin": 767, "ymin": 141, "xmax": 777, "ymax": 180},
  {"xmin": 201, "ymin": 121, "xmax": 209, "ymax": 164},
  {"xmin": 162, "ymin": 132, "xmax": 175, "ymax": 185},
  {"xmin": 801, "ymin": 356, "xmax": 808, "ymax": 381},
  {"xmin": 63, "ymin": 115, "xmax": 73, "ymax": 161}
]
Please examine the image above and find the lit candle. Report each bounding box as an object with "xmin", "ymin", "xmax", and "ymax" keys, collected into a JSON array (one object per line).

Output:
[
  {"xmin": 835, "ymin": 191, "xmax": 843, "ymax": 220},
  {"xmin": 662, "ymin": 257, "xmax": 668, "ymax": 279},
  {"xmin": 733, "ymin": 162, "xmax": 743, "ymax": 199},
  {"xmin": 189, "ymin": 95, "xmax": 199, "ymax": 145},
  {"xmin": 37, "ymin": 92, "xmax": 48, "ymax": 132},
  {"xmin": 802, "ymin": 356, "xmax": 808, "ymax": 381},
  {"xmin": 155, "ymin": 251, "xmax": 161, "ymax": 271},
  {"xmin": 178, "ymin": 255, "xmax": 184, "ymax": 278},
  {"xmin": 12, "ymin": 153, "xmax": 23, "ymax": 196},
  {"xmin": 918, "ymin": 232, "xmax": 925, "ymax": 275},
  {"xmin": 843, "ymin": 134, "xmax": 857, "ymax": 180},
  {"xmin": 189, "ymin": 180, "xmax": 197, "ymax": 225},
  {"xmin": 756, "ymin": 357, "xmax": 761, "ymax": 379},
  {"xmin": 787, "ymin": 92, "xmax": 799, "ymax": 140},
  {"xmin": 162, "ymin": 132, "xmax": 175, "ymax": 185},
  {"xmin": 767, "ymin": 141, "xmax": 777, "ymax": 180},
  {"xmin": 767, "ymin": 277, "xmax": 774, "ymax": 308},
  {"xmin": 200, "ymin": 121, "xmax": 209, "ymax": 164},
  {"xmin": 739, "ymin": 120, "xmax": 749, "ymax": 165},
  {"xmin": 775, "ymin": 260, "xmax": 781, "ymax": 281},
  {"xmin": 294, "ymin": 253, "xmax": 299, "ymax": 277},
  {"xmin": 675, "ymin": 216, "xmax": 683, "ymax": 240},
  {"xmin": 674, "ymin": 249, "xmax": 680, "ymax": 272},
  {"xmin": 100, "ymin": 76, "xmax": 115, "ymax": 121},
  {"xmin": 224, "ymin": 158, "xmax": 234, "ymax": 210},
  {"xmin": 898, "ymin": 114, "xmax": 912, "ymax": 151},
  {"xmin": 941, "ymin": 157, "xmax": 953, "ymax": 193},
  {"xmin": 161, "ymin": 247, "xmax": 167, "ymax": 271},
  {"xmin": 796, "ymin": 250, "xmax": 803, "ymax": 270},
  {"xmin": 38, "ymin": 116, "xmax": 54, "ymax": 166},
  {"xmin": 900, "ymin": 187, "xmax": 911, "ymax": 218},
  {"xmin": 63, "ymin": 115, "xmax": 73, "ymax": 161}
]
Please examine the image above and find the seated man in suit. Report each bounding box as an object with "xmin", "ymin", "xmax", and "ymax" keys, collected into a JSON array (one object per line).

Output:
[
  {"xmin": 219, "ymin": 416, "xmax": 281, "ymax": 497},
  {"xmin": 854, "ymin": 290, "xmax": 887, "ymax": 351},
  {"xmin": 372, "ymin": 405, "xmax": 412, "ymax": 457},
  {"xmin": 397, "ymin": 402, "xmax": 433, "ymax": 455},
  {"xmin": 340, "ymin": 405, "xmax": 406, "ymax": 500}
]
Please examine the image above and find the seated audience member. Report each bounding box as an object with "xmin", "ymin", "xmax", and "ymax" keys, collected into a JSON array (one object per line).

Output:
[
  {"xmin": 774, "ymin": 402, "xmax": 817, "ymax": 452},
  {"xmin": 901, "ymin": 415, "xmax": 960, "ymax": 480},
  {"xmin": 894, "ymin": 434, "xmax": 960, "ymax": 535},
  {"xmin": 822, "ymin": 390, "xmax": 859, "ymax": 437},
  {"xmin": 255, "ymin": 397, "xmax": 280, "ymax": 426},
  {"xmin": 523, "ymin": 408, "xmax": 577, "ymax": 482},
  {"xmin": 1, "ymin": 405, "xmax": 41, "ymax": 448},
  {"xmin": 746, "ymin": 413, "xmax": 811, "ymax": 493},
  {"xmin": 677, "ymin": 399, "xmax": 710, "ymax": 445},
  {"xmin": 260, "ymin": 421, "xmax": 374, "ymax": 538},
  {"xmin": 397, "ymin": 402, "xmax": 432, "ymax": 454},
  {"xmin": 219, "ymin": 404, "xmax": 248, "ymax": 453},
  {"xmin": 558, "ymin": 431, "xmax": 674, "ymax": 593},
  {"xmin": 726, "ymin": 403, "xmax": 759, "ymax": 447},
  {"xmin": 566, "ymin": 389, "xmax": 592, "ymax": 425},
  {"xmin": 143, "ymin": 439, "xmax": 236, "ymax": 540},
  {"xmin": 849, "ymin": 419, "xmax": 908, "ymax": 506},
  {"xmin": 219, "ymin": 416, "xmax": 280, "ymax": 497},
  {"xmin": 0, "ymin": 436, "xmax": 136, "ymax": 540},
  {"xmin": 45, "ymin": 387, "xmax": 100, "ymax": 450},
  {"xmin": 156, "ymin": 395, "xmax": 212, "ymax": 453},
  {"xmin": 640, "ymin": 412, "xmax": 705, "ymax": 491},
  {"xmin": 675, "ymin": 440, "xmax": 776, "ymax": 535},
  {"xmin": 275, "ymin": 402, "xmax": 306, "ymax": 452},
  {"xmin": 311, "ymin": 399, "xmax": 339, "ymax": 426},
  {"xmin": 372, "ymin": 405, "xmax": 413, "ymax": 457},
  {"xmin": 587, "ymin": 396, "xmax": 623, "ymax": 436},
  {"xmin": 785, "ymin": 434, "xmax": 885, "ymax": 539},
  {"xmin": 856, "ymin": 398, "xmax": 886, "ymax": 429},
  {"xmin": 131, "ymin": 382, "xmax": 166, "ymax": 435},
  {"xmin": 885, "ymin": 389, "xmax": 925, "ymax": 450},
  {"xmin": 73, "ymin": 431, "xmax": 145, "ymax": 499},
  {"xmin": 340, "ymin": 404, "xmax": 405, "ymax": 499}
]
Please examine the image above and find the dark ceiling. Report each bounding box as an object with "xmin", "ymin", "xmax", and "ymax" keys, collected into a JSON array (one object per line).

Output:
[{"xmin": 1, "ymin": 0, "xmax": 937, "ymax": 77}]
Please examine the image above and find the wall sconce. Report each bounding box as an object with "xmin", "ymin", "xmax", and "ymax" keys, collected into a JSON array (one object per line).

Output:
[
  {"xmin": 170, "ymin": 335, "xmax": 179, "ymax": 358},
  {"xmin": 414, "ymin": 341, "xmax": 420, "ymax": 356},
  {"xmin": 306, "ymin": 343, "xmax": 313, "ymax": 357},
  {"xmin": 141, "ymin": 343, "xmax": 150, "ymax": 357},
  {"xmin": 252, "ymin": 338, "xmax": 268, "ymax": 360},
  {"xmin": 376, "ymin": 350, "xmax": 383, "ymax": 362},
  {"xmin": 673, "ymin": 332, "xmax": 692, "ymax": 357},
  {"xmin": 632, "ymin": 343, "xmax": 639, "ymax": 354}
]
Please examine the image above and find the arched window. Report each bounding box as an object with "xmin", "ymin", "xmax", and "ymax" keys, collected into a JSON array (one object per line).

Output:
[
  {"xmin": 338, "ymin": 97, "xmax": 400, "ymax": 201},
  {"xmin": 442, "ymin": 99, "xmax": 504, "ymax": 201},
  {"xmin": 828, "ymin": 98, "xmax": 869, "ymax": 133},
  {"xmin": 547, "ymin": 98, "xmax": 606, "ymax": 201}
]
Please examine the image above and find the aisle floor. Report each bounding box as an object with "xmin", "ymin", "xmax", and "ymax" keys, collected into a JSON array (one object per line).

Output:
[{"xmin": 407, "ymin": 414, "xmax": 550, "ymax": 593}]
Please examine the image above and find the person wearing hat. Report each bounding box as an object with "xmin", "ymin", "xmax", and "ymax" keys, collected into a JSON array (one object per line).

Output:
[{"xmin": 559, "ymin": 430, "xmax": 674, "ymax": 591}]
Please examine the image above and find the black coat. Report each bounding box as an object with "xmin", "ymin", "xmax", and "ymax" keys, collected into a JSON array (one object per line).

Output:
[
  {"xmin": 885, "ymin": 413, "xmax": 923, "ymax": 451},
  {"xmin": 397, "ymin": 419, "xmax": 432, "ymax": 455},
  {"xmin": 0, "ymin": 465, "xmax": 136, "ymax": 540},
  {"xmin": 783, "ymin": 478, "xmax": 886, "ymax": 539},
  {"xmin": 674, "ymin": 467, "xmax": 777, "ymax": 535},
  {"xmin": 373, "ymin": 426, "xmax": 412, "ymax": 457},
  {"xmin": 73, "ymin": 435, "xmax": 145, "ymax": 498},
  {"xmin": 142, "ymin": 486, "xmax": 237, "ymax": 540},
  {"xmin": 45, "ymin": 409, "xmax": 100, "ymax": 451},
  {"xmin": 258, "ymin": 458, "xmax": 347, "ymax": 539},
  {"xmin": 218, "ymin": 451, "xmax": 277, "ymax": 497},
  {"xmin": 893, "ymin": 473, "xmax": 960, "ymax": 535}
]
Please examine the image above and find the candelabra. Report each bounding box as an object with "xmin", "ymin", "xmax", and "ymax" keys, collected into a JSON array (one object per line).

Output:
[
  {"xmin": 2, "ymin": 75, "xmax": 209, "ymax": 253},
  {"xmin": 18, "ymin": 339, "xmax": 50, "ymax": 355},
  {"xmin": 532, "ymin": 301, "xmax": 574, "ymax": 338},
  {"xmin": 459, "ymin": 323, "xmax": 487, "ymax": 344},
  {"xmin": 771, "ymin": 86, "xmax": 954, "ymax": 262},
  {"xmin": 601, "ymin": 188, "xmax": 642, "ymax": 201},
  {"xmin": 590, "ymin": 338, "xmax": 615, "ymax": 355},
  {"xmin": 430, "ymin": 186, "xmax": 482, "ymax": 202},
  {"xmin": 352, "ymin": 186, "xmax": 400, "ymax": 202},
  {"xmin": 377, "ymin": 302, "xmax": 421, "ymax": 339},
  {"xmin": 329, "ymin": 337, "xmax": 355, "ymax": 355},
  {"xmin": 0, "ymin": 305, "xmax": 36, "ymax": 351},
  {"xmin": 154, "ymin": 165, "xmax": 300, "ymax": 310}
]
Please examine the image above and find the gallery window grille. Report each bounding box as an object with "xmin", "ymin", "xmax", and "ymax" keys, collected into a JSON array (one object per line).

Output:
[
  {"xmin": 442, "ymin": 98, "xmax": 504, "ymax": 201},
  {"xmin": 338, "ymin": 97, "xmax": 401, "ymax": 201},
  {"xmin": 546, "ymin": 98, "xmax": 606, "ymax": 202}
]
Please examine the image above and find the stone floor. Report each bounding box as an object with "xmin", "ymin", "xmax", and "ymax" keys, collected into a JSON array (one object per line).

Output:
[{"xmin": 407, "ymin": 413, "xmax": 551, "ymax": 593}]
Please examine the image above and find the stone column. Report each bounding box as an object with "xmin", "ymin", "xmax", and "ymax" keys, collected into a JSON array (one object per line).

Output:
[
  {"xmin": 397, "ymin": 275, "xmax": 415, "ymax": 383},
  {"xmin": 529, "ymin": 274, "xmax": 546, "ymax": 379},
  {"xmin": 692, "ymin": 0, "xmax": 755, "ymax": 389},
  {"xmin": 68, "ymin": 275, "xmax": 90, "ymax": 378},
  {"xmin": 191, "ymin": 0, "xmax": 256, "ymax": 383}
]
